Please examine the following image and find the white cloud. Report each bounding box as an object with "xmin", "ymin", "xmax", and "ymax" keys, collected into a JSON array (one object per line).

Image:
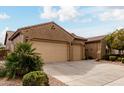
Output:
[
  {"xmin": 0, "ymin": 27, "xmax": 9, "ymax": 44},
  {"xmin": 40, "ymin": 6, "xmax": 57, "ymax": 19},
  {"xmin": 40, "ymin": 6, "xmax": 79, "ymax": 21},
  {"xmin": 0, "ymin": 13, "xmax": 10, "ymax": 20},
  {"xmin": 98, "ymin": 9, "xmax": 124, "ymax": 21},
  {"xmin": 57, "ymin": 6, "xmax": 79, "ymax": 21}
]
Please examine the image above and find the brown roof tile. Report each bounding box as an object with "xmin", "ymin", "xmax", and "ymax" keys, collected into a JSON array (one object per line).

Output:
[
  {"xmin": 71, "ymin": 33, "xmax": 87, "ymax": 41},
  {"xmin": 9, "ymin": 21, "xmax": 87, "ymax": 42},
  {"xmin": 9, "ymin": 22, "xmax": 75, "ymax": 42},
  {"xmin": 86, "ymin": 35, "xmax": 106, "ymax": 43}
]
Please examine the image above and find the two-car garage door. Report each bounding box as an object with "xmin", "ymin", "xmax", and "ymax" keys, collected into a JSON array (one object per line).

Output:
[{"xmin": 32, "ymin": 41, "xmax": 68, "ymax": 63}]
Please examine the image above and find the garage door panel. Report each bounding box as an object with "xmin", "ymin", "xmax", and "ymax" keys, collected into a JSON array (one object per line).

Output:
[
  {"xmin": 32, "ymin": 41, "xmax": 68, "ymax": 63},
  {"xmin": 73, "ymin": 45, "xmax": 82, "ymax": 61}
]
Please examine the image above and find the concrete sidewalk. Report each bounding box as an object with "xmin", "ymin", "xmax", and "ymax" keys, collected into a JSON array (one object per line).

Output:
[{"xmin": 44, "ymin": 60, "xmax": 124, "ymax": 86}]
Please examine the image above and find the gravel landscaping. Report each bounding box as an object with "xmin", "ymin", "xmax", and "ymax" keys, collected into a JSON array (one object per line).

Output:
[
  {"xmin": 0, "ymin": 78, "xmax": 21, "ymax": 86},
  {"xmin": 0, "ymin": 75, "xmax": 66, "ymax": 86},
  {"xmin": 48, "ymin": 75, "xmax": 66, "ymax": 86}
]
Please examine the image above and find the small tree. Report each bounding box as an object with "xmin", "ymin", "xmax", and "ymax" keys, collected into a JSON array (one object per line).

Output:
[
  {"xmin": 105, "ymin": 33, "xmax": 114, "ymax": 54},
  {"xmin": 111, "ymin": 29, "xmax": 124, "ymax": 54},
  {"xmin": 105, "ymin": 28, "xmax": 124, "ymax": 55},
  {"xmin": 5, "ymin": 42, "xmax": 44, "ymax": 78}
]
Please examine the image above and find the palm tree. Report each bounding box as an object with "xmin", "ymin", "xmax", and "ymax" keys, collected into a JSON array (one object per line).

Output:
[{"xmin": 5, "ymin": 42, "xmax": 44, "ymax": 78}]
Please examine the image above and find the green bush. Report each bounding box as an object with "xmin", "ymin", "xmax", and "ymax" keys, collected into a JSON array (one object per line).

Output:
[
  {"xmin": 0, "ymin": 68, "xmax": 6, "ymax": 77},
  {"xmin": 122, "ymin": 58, "xmax": 124, "ymax": 63},
  {"xmin": 109, "ymin": 56, "xmax": 117, "ymax": 61},
  {"xmin": 0, "ymin": 64, "xmax": 6, "ymax": 77},
  {"xmin": 117, "ymin": 57, "xmax": 122, "ymax": 61},
  {"xmin": 5, "ymin": 42, "xmax": 44, "ymax": 78},
  {"xmin": 22, "ymin": 71, "xmax": 49, "ymax": 86}
]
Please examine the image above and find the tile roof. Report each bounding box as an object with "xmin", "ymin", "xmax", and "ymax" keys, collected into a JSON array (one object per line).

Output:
[
  {"xmin": 71, "ymin": 33, "xmax": 87, "ymax": 41},
  {"xmin": 86, "ymin": 35, "xmax": 106, "ymax": 42},
  {"xmin": 9, "ymin": 22, "xmax": 75, "ymax": 42},
  {"xmin": 9, "ymin": 21, "xmax": 87, "ymax": 42}
]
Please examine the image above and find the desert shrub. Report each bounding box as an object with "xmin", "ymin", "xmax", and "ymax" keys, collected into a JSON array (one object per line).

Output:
[
  {"xmin": 110, "ymin": 54, "xmax": 124, "ymax": 58},
  {"xmin": 22, "ymin": 71, "xmax": 49, "ymax": 86},
  {"xmin": 122, "ymin": 58, "xmax": 124, "ymax": 63},
  {"xmin": 0, "ymin": 69, "xmax": 6, "ymax": 77},
  {"xmin": 0, "ymin": 64, "xmax": 6, "ymax": 77},
  {"xmin": 5, "ymin": 42, "xmax": 44, "ymax": 78},
  {"xmin": 117, "ymin": 57, "xmax": 122, "ymax": 61},
  {"xmin": 109, "ymin": 56, "xmax": 117, "ymax": 61}
]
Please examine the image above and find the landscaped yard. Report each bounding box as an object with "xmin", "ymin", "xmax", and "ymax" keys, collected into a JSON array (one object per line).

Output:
[
  {"xmin": 0, "ymin": 60, "xmax": 66, "ymax": 86},
  {"xmin": 1, "ymin": 59, "xmax": 124, "ymax": 86},
  {"xmin": 0, "ymin": 75, "xmax": 66, "ymax": 86},
  {"xmin": 0, "ymin": 42, "xmax": 66, "ymax": 86}
]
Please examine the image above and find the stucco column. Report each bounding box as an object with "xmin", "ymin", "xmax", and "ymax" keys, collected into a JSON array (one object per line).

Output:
[
  {"xmin": 68, "ymin": 42, "xmax": 73, "ymax": 61},
  {"xmin": 82, "ymin": 44, "xmax": 85, "ymax": 60}
]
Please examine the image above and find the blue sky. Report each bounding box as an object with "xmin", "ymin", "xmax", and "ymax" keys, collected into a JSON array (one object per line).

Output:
[{"xmin": 1, "ymin": 6, "xmax": 124, "ymax": 43}]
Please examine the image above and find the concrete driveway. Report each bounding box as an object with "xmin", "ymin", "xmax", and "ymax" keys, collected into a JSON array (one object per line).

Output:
[{"xmin": 43, "ymin": 60, "xmax": 124, "ymax": 86}]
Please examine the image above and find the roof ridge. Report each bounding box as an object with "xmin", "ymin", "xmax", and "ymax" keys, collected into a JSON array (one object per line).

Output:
[
  {"xmin": 18, "ymin": 21, "xmax": 55, "ymax": 30},
  {"xmin": 87, "ymin": 35, "xmax": 106, "ymax": 39},
  {"xmin": 6, "ymin": 31, "xmax": 14, "ymax": 33},
  {"xmin": 9, "ymin": 21, "xmax": 75, "ymax": 40}
]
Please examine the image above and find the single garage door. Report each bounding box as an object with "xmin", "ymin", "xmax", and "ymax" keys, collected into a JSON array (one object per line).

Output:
[
  {"xmin": 72, "ymin": 44, "xmax": 82, "ymax": 61},
  {"xmin": 32, "ymin": 41, "xmax": 68, "ymax": 63}
]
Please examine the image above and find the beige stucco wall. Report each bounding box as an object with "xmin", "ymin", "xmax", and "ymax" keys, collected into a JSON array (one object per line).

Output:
[
  {"xmin": 86, "ymin": 41, "xmax": 101, "ymax": 59},
  {"xmin": 31, "ymin": 40, "xmax": 68, "ymax": 63},
  {"xmin": 11, "ymin": 34, "xmax": 24, "ymax": 51},
  {"xmin": 6, "ymin": 40, "xmax": 12, "ymax": 51},
  {"xmin": 5, "ymin": 33, "xmax": 13, "ymax": 51}
]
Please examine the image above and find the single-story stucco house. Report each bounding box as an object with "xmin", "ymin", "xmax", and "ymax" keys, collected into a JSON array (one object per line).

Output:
[
  {"xmin": 4, "ymin": 22, "xmax": 87, "ymax": 63},
  {"xmin": 85, "ymin": 35, "xmax": 107, "ymax": 59}
]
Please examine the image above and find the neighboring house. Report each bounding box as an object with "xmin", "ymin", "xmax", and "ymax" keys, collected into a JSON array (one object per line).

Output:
[
  {"xmin": 4, "ymin": 31, "xmax": 15, "ymax": 52},
  {"xmin": 85, "ymin": 35, "xmax": 106, "ymax": 59},
  {"xmin": 4, "ymin": 22, "xmax": 87, "ymax": 63}
]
